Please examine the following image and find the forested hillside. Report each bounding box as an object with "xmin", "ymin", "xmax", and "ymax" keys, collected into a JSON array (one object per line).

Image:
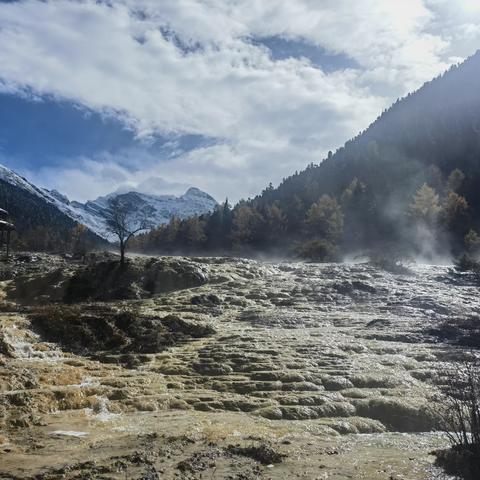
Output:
[
  {"xmin": 0, "ymin": 180, "xmax": 100, "ymax": 252},
  {"xmin": 132, "ymin": 50, "xmax": 480, "ymax": 260}
]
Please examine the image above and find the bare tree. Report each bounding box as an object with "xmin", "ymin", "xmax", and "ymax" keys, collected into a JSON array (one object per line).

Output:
[
  {"xmin": 105, "ymin": 197, "xmax": 152, "ymax": 266},
  {"xmin": 440, "ymin": 362, "xmax": 480, "ymax": 447},
  {"xmin": 434, "ymin": 361, "xmax": 480, "ymax": 479}
]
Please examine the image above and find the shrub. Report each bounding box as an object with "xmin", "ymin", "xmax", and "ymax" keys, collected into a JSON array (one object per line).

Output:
[
  {"xmin": 454, "ymin": 254, "xmax": 480, "ymax": 286},
  {"xmin": 455, "ymin": 254, "xmax": 480, "ymax": 274},
  {"xmin": 296, "ymin": 239, "xmax": 339, "ymax": 262}
]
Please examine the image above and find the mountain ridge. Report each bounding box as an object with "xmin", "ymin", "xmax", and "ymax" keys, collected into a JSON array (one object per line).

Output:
[{"xmin": 0, "ymin": 164, "xmax": 218, "ymax": 241}]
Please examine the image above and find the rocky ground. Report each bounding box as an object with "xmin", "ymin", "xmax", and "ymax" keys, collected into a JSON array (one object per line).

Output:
[{"xmin": 0, "ymin": 252, "xmax": 478, "ymax": 479}]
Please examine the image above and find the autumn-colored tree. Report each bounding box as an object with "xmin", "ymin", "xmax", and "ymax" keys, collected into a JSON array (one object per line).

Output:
[
  {"xmin": 442, "ymin": 192, "xmax": 469, "ymax": 239},
  {"xmin": 231, "ymin": 205, "xmax": 265, "ymax": 246},
  {"xmin": 408, "ymin": 184, "xmax": 441, "ymax": 227},
  {"xmin": 305, "ymin": 195, "xmax": 344, "ymax": 242},
  {"xmin": 18, "ymin": 226, "xmax": 69, "ymax": 252},
  {"xmin": 69, "ymin": 223, "xmax": 90, "ymax": 259},
  {"xmin": 182, "ymin": 216, "xmax": 206, "ymax": 247},
  {"xmin": 264, "ymin": 204, "xmax": 287, "ymax": 243},
  {"xmin": 166, "ymin": 217, "xmax": 181, "ymax": 246},
  {"xmin": 465, "ymin": 230, "xmax": 480, "ymax": 256},
  {"xmin": 446, "ymin": 168, "xmax": 466, "ymax": 193}
]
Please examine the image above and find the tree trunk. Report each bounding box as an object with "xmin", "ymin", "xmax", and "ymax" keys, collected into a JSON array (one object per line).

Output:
[{"xmin": 120, "ymin": 241, "xmax": 125, "ymax": 266}]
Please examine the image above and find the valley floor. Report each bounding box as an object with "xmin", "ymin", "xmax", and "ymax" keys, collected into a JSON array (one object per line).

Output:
[{"xmin": 1, "ymin": 254, "xmax": 477, "ymax": 479}]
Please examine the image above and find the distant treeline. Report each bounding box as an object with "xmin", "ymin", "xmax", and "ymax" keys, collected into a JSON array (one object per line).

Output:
[{"xmin": 128, "ymin": 168, "xmax": 479, "ymax": 261}]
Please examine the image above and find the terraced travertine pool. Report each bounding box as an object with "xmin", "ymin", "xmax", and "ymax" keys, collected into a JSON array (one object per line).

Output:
[{"xmin": 1, "ymin": 255, "xmax": 477, "ymax": 479}]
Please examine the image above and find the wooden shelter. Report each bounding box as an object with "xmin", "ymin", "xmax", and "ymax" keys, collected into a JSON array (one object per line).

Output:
[{"xmin": 0, "ymin": 208, "xmax": 15, "ymax": 257}]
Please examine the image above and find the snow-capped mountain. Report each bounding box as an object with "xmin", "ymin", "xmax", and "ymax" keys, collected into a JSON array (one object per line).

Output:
[
  {"xmin": 70, "ymin": 187, "xmax": 218, "ymax": 240},
  {"xmin": 0, "ymin": 164, "xmax": 218, "ymax": 240}
]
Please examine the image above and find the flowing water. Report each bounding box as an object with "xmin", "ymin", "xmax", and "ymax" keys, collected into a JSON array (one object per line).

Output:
[{"xmin": 1, "ymin": 256, "xmax": 478, "ymax": 479}]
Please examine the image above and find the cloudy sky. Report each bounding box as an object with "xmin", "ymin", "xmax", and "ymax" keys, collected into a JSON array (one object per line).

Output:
[{"xmin": 0, "ymin": 0, "xmax": 479, "ymax": 203}]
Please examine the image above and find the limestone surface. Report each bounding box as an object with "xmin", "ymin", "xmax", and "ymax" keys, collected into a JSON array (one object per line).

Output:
[{"xmin": 1, "ymin": 253, "xmax": 476, "ymax": 479}]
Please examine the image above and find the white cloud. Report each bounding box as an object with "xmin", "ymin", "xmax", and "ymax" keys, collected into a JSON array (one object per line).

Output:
[{"xmin": 0, "ymin": 0, "xmax": 478, "ymax": 202}]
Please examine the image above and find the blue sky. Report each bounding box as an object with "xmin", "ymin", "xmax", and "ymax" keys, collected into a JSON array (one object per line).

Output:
[
  {"xmin": 0, "ymin": 93, "xmax": 136, "ymax": 166},
  {"xmin": 255, "ymin": 37, "xmax": 358, "ymax": 72},
  {"xmin": 0, "ymin": 91, "xmax": 212, "ymax": 195},
  {"xmin": 0, "ymin": 0, "xmax": 479, "ymax": 202}
]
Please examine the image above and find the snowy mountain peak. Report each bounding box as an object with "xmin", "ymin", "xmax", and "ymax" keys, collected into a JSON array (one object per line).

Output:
[
  {"xmin": 0, "ymin": 163, "xmax": 218, "ymax": 241},
  {"xmin": 183, "ymin": 187, "xmax": 216, "ymax": 201}
]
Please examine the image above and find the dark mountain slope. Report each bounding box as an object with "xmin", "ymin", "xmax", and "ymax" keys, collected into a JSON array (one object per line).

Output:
[
  {"xmin": 0, "ymin": 178, "xmax": 100, "ymax": 251},
  {"xmin": 249, "ymin": 50, "xmax": 480, "ymax": 251},
  {"xmin": 275, "ymin": 51, "xmax": 479, "ymax": 195},
  {"xmin": 0, "ymin": 179, "xmax": 74, "ymax": 232}
]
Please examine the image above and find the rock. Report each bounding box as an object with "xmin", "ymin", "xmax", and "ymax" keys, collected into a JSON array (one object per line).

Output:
[
  {"xmin": 15, "ymin": 254, "xmax": 38, "ymax": 263},
  {"xmin": 281, "ymin": 381, "xmax": 320, "ymax": 392},
  {"xmin": 251, "ymin": 371, "xmax": 305, "ymax": 383},
  {"xmin": 256, "ymin": 406, "xmax": 284, "ymax": 420},
  {"xmin": 333, "ymin": 281, "xmax": 376, "ymax": 295},
  {"xmin": 354, "ymin": 398, "xmax": 437, "ymax": 432},
  {"xmin": 227, "ymin": 444, "xmax": 286, "ymax": 465},
  {"xmin": 280, "ymin": 406, "xmax": 319, "ymax": 420},
  {"xmin": 62, "ymin": 257, "xmax": 210, "ymax": 302},
  {"xmin": 30, "ymin": 307, "xmax": 215, "ymax": 359},
  {"xmin": 107, "ymin": 389, "xmax": 130, "ymax": 400},
  {"xmin": 322, "ymin": 377, "xmax": 354, "ymax": 391},
  {"xmin": 349, "ymin": 374, "xmax": 401, "ymax": 389},
  {"xmin": 0, "ymin": 334, "xmax": 15, "ymax": 358},
  {"xmin": 190, "ymin": 294, "xmax": 222, "ymax": 306},
  {"xmin": 193, "ymin": 363, "xmax": 233, "ymax": 376},
  {"xmin": 131, "ymin": 399, "xmax": 157, "ymax": 412}
]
